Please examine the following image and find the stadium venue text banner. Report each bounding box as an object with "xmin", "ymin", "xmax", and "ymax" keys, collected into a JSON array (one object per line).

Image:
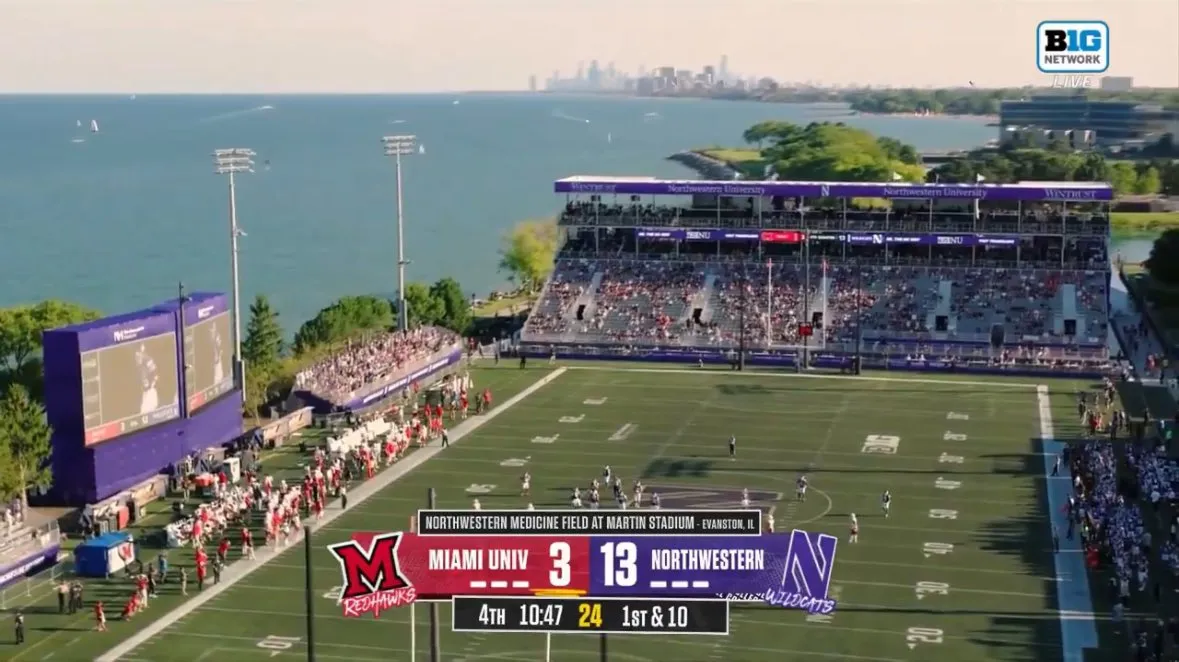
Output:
[
  {"xmin": 554, "ymin": 177, "xmax": 1114, "ymax": 202},
  {"xmin": 635, "ymin": 229, "xmax": 1020, "ymax": 246}
]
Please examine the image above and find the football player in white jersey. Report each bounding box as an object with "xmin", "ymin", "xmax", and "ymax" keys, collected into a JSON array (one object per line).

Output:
[
  {"xmin": 472, "ymin": 498, "xmax": 482, "ymax": 511},
  {"xmin": 765, "ymin": 513, "xmax": 775, "ymax": 533},
  {"xmin": 741, "ymin": 488, "xmax": 750, "ymax": 508},
  {"xmin": 796, "ymin": 475, "xmax": 808, "ymax": 502},
  {"xmin": 849, "ymin": 513, "xmax": 859, "ymax": 543},
  {"xmin": 521, "ymin": 472, "xmax": 531, "ymax": 497},
  {"xmin": 211, "ymin": 326, "xmax": 225, "ymax": 384},
  {"xmin": 571, "ymin": 487, "xmax": 582, "ymax": 508},
  {"xmin": 136, "ymin": 343, "xmax": 160, "ymax": 414},
  {"xmin": 881, "ymin": 490, "xmax": 891, "ymax": 518}
]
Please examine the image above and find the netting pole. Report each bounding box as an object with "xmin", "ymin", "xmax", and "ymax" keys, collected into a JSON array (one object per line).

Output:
[
  {"xmin": 304, "ymin": 525, "xmax": 316, "ymax": 662},
  {"xmin": 429, "ymin": 488, "xmax": 441, "ymax": 662}
]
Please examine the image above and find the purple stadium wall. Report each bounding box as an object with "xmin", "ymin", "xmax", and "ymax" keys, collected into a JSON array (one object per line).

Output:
[{"xmin": 43, "ymin": 296, "xmax": 242, "ymax": 506}]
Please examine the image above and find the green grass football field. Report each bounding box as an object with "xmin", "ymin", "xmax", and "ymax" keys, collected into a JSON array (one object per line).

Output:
[{"xmin": 10, "ymin": 363, "xmax": 1136, "ymax": 662}]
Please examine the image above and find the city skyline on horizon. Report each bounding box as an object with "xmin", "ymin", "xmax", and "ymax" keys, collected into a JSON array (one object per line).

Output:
[{"xmin": 1, "ymin": 0, "xmax": 1175, "ymax": 93}]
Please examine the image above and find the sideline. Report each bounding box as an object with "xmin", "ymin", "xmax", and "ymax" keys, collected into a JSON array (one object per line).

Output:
[
  {"xmin": 96, "ymin": 367, "xmax": 568, "ymax": 662},
  {"xmin": 568, "ymin": 364, "xmax": 1041, "ymax": 389},
  {"xmin": 1037, "ymin": 384, "xmax": 1098, "ymax": 662}
]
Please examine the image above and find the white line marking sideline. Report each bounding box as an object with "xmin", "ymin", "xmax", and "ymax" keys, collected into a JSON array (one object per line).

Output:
[
  {"xmin": 567, "ymin": 365, "xmax": 1039, "ymax": 389},
  {"xmin": 95, "ymin": 367, "xmax": 568, "ymax": 662}
]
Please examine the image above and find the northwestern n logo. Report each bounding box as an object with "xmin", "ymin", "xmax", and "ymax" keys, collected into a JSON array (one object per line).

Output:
[
  {"xmin": 782, "ymin": 529, "xmax": 837, "ymax": 599},
  {"xmin": 763, "ymin": 528, "xmax": 839, "ymax": 614}
]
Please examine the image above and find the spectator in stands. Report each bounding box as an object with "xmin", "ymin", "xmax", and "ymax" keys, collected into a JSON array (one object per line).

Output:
[{"xmin": 295, "ymin": 327, "xmax": 460, "ymax": 402}]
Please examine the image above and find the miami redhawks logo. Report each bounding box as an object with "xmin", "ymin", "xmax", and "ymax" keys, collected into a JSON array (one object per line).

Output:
[
  {"xmin": 327, "ymin": 532, "xmax": 417, "ymax": 618},
  {"xmin": 117, "ymin": 543, "xmax": 133, "ymax": 561}
]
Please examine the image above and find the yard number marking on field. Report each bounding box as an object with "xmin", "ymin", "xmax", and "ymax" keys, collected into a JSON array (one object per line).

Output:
[
  {"xmin": 946, "ymin": 412, "xmax": 970, "ymax": 421},
  {"xmin": 922, "ymin": 542, "xmax": 954, "ymax": 558},
  {"xmin": 257, "ymin": 636, "xmax": 302, "ymax": 657},
  {"xmin": 609, "ymin": 424, "xmax": 636, "ymax": 441},
  {"xmin": 559, "ymin": 415, "xmax": 585, "ymax": 423},
  {"xmin": 928, "ymin": 509, "xmax": 958, "ymax": 520},
  {"xmin": 914, "ymin": 581, "xmax": 950, "ymax": 600},
  {"xmin": 943, "ymin": 431, "xmax": 967, "ymax": 442},
  {"xmin": 466, "ymin": 484, "xmax": 497, "ymax": 494},
  {"xmin": 861, "ymin": 434, "xmax": 901, "ymax": 454},
  {"xmin": 500, "ymin": 457, "xmax": 530, "ymax": 467},
  {"xmin": 905, "ymin": 627, "xmax": 943, "ymax": 649},
  {"xmin": 531, "ymin": 434, "xmax": 559, "ymax": 444},
  {"xmin": 938, "ymin": 453, "xmax": 964, "ymax": 464},
  {"xmin": 934, "ymin": 477, "xmax": 961, "ymax": 490},
  {"xmin": 584, "ymin": 398, "xmax": 608, "ymax": 405}
]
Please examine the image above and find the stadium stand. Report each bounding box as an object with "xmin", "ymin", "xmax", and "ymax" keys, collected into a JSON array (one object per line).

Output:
[
  {"xmin": 294, "ymin": 326, "xmax": 461, "ymax": 405},
  {"xmin": 523, "ymin": 178, "xmax": 1115, "ymax": 372}
]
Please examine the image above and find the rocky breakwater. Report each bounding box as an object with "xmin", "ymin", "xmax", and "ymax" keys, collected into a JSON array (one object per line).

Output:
[{"xmin": 668, "ymin": 150, "xmax": 741, "ymax": 180}]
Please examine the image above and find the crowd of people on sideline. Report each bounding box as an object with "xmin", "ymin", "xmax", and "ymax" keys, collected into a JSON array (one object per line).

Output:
[
  {"xmin": 294, "ymin": 326, "xmax": 460, "ymax": 402},
  {"xmin": 20, "ymin": 365, "xmax": 492, "ymax": 642},
  {"xmin": 1068, "ymin": 380, "xmax": 1179, "ymax": 660}
]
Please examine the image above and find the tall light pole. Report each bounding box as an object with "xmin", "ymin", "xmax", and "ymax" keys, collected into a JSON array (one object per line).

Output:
[
  {"xmin": 383, "ymin": 135, "xmax": 416, "ymax": 331},
  {"xmin": 213, "ymin": 148, "xmax": 254, "ymax": 405}
]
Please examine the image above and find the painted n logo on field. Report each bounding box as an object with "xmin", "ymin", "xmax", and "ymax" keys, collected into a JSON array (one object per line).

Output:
[{"xmin": 781, "ymin": 529, "xmax": 838, "ymax": 599}]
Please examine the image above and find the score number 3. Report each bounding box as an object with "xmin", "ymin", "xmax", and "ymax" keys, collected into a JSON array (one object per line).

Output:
[
  {"xmin": 600, "ymin": 541, "xmax": 637, "ymax": 587},
  {"xmin": 550, "ymin": 542, "xmax": 571, "ymax": 587},
  {"xmin": 546, "ymin": 541, "xmax": 639, "ymax": 588}
]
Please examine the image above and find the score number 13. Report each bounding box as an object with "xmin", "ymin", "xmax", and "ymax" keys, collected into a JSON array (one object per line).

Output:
[{"xmin": 546, "ymin": 541, "xmax": 638, "ymax": 588}]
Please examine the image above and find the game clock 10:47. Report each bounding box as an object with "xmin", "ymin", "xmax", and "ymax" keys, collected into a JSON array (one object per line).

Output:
[{"xmin": 451, "ymin": 596, "xmax": 730, "ymax": 635}]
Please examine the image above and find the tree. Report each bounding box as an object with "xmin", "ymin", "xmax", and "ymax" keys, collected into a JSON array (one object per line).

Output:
[
  {"xmin": 0, "ymin": 300, "xmax": 101, "ymax": 373},
  {"xmin": 430, "ymin": 277, "xmax": 472, "ymax": 334},
  {"xmin": 242, "ymin": 295, "xmax": 284, "ymax": 371},
  {"xmin": 0, "ymin": 384, "xmax": 53, "ymax": 506},
  {"xmin": 749, "ymin": 121, "xmax": 925, "ymax": 183},
  {"xmin": 1145, "ymin": 229, "xmax": 1179, "ymax": 286},
  {"xmin": 293, "ymin": 295, "xmax": 394, "ymax": 355},
  {"xmin": 402, "ymin": 282, "xmax": 443, "ymax": 327},
  {"xmin": 498, "ymin": 219, "xmax": 558, "ymax": 292},
  {"xmin": 242, "ymin": 363, "xmax": 277, "ymax": 419},
  {"xmin": 1107, "ymin": 162, "xmax": 1138, "ymax": 194},
  {"xmin": 1134, "ymin": 167, "xmax": 1162, "ymax": 195}
]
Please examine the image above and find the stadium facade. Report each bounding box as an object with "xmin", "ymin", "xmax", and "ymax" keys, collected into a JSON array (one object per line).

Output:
[
  {"xmin": 521, "ymin": 177, "xmax": 1113, "ymax": 378},
  {"xmin": 43, "ymin": 292, "xmax": 242, "ymax": 505},
  {"xmin": 998, "ymin": 95, "xmax": 1179, "ymax": 147}
]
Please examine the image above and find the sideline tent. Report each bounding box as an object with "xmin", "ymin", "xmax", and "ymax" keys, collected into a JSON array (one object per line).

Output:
[{"xmin": 74, "ymin": 531, "xmax": 137, "ymax": 577}]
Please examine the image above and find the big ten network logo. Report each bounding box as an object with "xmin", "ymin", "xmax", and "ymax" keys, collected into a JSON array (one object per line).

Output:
[
  {"xmin": 328, "ymin": 532, "xmax": 418, "ymax": 618},
  {"xmin": 763, "ymin": 529, "xmax": 838, "ymax": 615},
  {"xmin": 1036, "ymin": 21, "xmax": 1109, "ymax": 74}
]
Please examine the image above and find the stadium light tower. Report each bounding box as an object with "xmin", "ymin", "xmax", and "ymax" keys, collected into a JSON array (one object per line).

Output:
[
  {"xmin": 213, "ymin": 148, "xmax": 255, "ymax": 405},
  {"xmin": 382, "ymin": 135, "xmax": 416, "ymax": 332}
]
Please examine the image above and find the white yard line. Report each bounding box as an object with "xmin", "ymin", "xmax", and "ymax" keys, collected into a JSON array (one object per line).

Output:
[{"xmin": 95, "ymin": 368, "xmax": 568, "ymax": 662}]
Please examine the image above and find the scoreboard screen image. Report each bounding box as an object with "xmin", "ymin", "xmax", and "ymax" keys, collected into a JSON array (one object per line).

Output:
[{"xmin": 81, "ymin": 331, "xmax": 180, "ymax": 445}]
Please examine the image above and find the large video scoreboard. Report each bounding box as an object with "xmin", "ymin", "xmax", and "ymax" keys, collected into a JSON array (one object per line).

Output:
[{"xmin": 328, "ymin": 510, "xmax": 839, "ymax": 635}]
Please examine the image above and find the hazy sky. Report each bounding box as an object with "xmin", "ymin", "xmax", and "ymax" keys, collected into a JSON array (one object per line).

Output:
[{"xmin": 1, "ymin": 0, "xmax": 1176, "ymax": 93}]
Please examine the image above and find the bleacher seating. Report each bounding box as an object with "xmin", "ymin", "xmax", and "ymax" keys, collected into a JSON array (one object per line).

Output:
[
  {"xmin": 522, "ymin": 259, "xmax": 1110, "ymax": 360},
  {"xmin": 294, "ymin": 326, "xmax": 460, "ymax": 404},
  {"xmin": 526, "ymin": 260, "xmax": 599, "ymax": 335}
]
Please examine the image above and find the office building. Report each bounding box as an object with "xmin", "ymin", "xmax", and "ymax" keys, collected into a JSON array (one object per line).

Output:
[
  {"xmin": 998, "ymin": 95, "xmax": 1178, "ymax": 148},
  {"xmin": 1099, "ymin": 76, "xmax": 1134, "ymax": 92}
]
